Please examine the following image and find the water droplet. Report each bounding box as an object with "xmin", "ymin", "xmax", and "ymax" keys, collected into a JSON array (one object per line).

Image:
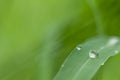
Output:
[
  {"xmin": 89, "ymin": 50, "xmax": 98, "ymax": 59},
  {"xmin": 108, "ymin": 37, "xmax": 119, "ymax": 46},
  {"xmin": 76, "ymin": 46, "xmax": 82, "ymax": 50}
]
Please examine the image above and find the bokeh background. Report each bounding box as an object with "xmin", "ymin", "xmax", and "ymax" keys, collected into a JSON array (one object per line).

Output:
[{"xmin": 0, "ymin": 0, "xmax": 120, "ymax": 80}]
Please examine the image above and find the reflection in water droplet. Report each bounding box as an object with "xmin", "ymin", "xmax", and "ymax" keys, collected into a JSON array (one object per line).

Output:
[
  {"xmin": 76, "ymin": 46, "xmax": 82, "ymax": 51},
  {"xmin": 108, "ymin": 37, "xmax": 119, "ymax": 46},
  {"xmin": 89, "ymin": 50, "xmax": 98, "ymax": 59}
]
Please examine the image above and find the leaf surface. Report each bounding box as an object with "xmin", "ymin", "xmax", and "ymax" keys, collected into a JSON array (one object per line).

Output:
[{"xmin": 54, "ymin": 36, "xmax": 120, "ymax": 80}]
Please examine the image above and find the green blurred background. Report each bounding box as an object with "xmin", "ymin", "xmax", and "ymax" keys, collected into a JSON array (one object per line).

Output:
[{"xmin": 0, "ymin": 0, "xmax": 120, "ymax": 80}]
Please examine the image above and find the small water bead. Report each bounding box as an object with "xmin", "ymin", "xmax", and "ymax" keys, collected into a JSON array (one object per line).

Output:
[
  {"xmin": 108, "ymin": 37, "xmax": 119, "ymax": 46},
  {"xmin": 76, "ymin": 46, "xmax": 82, "ymax": 51},
  {"xmin": 89, "ymin": 50, "xmax": 98, "ymax": 59}
]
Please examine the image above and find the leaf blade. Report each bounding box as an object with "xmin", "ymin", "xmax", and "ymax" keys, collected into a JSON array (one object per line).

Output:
[{"xmin": 54, "ymin": 36, "xmax": 120, "ymax": 80}]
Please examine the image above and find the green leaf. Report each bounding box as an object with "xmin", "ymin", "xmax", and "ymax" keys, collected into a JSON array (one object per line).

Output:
[{"xmin": 54, "ymin": 36, "xmax": 120, "ymax": 80}]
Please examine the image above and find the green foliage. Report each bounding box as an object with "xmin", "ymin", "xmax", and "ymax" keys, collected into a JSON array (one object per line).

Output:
[{"xmin": 0, "ymin": 0, "xmax": 120, "ymax": 80}]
